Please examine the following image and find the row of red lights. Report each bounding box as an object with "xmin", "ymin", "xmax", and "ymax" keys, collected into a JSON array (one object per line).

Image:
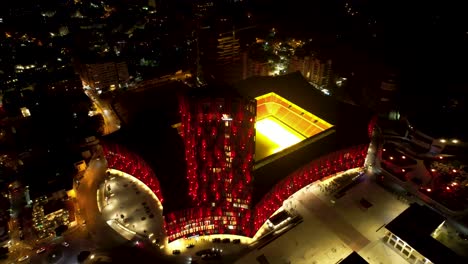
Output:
[
  {"xmin": 102, "ymin": 142, "xmax": 367, "ymax": 241},
  {"xmin": 102, "ymin": 105, "xmax": 373, "ymax": 241},
  {"xmin": 368, "ymin": 115, "xmax": 378, "ymax": 138},
  {"xmin": 164, "ymin": 207, "xmax": 254, "ymax": 241},
  {"xmin": 178, "ymin": 95, "xmax": 256, "ymax": 208},
  {"xmin": 102, "ymin": 144, "xmax": 164, "ymax": 203},
  {"xmin": 253, "ymin": 145, "xmax": 368, "ymax": 231},
  {"xmin": 164, "ymin": 145, "xmax": 368, "ymax": 241}
]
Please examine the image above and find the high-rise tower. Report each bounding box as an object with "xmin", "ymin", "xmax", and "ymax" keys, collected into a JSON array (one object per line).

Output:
[{"xmin": 179, "ymin": 86, "xmax": 256, "ymax": 210}]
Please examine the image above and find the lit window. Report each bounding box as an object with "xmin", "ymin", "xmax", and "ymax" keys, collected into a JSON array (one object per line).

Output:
[{"xmin": 20, "ymin": 107, "xmax": 31, "ymax": 117}]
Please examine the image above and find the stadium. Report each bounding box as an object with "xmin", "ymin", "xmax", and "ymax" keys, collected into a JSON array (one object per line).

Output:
[
  {"xmin": 102, "ymin": 72, "xmax": 373, "ymax": 254},
  {"xmin": 254, "ymin": 92, "xmax": 333, "ymax": 160}
]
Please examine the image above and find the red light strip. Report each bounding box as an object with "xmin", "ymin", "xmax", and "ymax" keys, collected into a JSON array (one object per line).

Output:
[
  {"xmin": 103, "ymin": 144, "xmax": 164, "ymax": 203},
  {"xmin": 164, "ymin": 145, "xmax": 368, "ymax": 241}
]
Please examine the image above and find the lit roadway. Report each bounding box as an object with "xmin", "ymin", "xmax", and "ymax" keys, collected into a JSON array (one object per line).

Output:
[
  {"xmin": 84, "ymin": 90, "xmax": 121, "ymax": 135},
  {"xmin": 75, "ymin": 150, "xmax": 197, "ymax": 264},
  {"xmin": 75, "ymin": 149, "xmax": 128, "ymax": 249},
  {"xmin": 4, "ymin": 219, "xmax": 33, "ymax": 263},
  {"xmin": 5, "ymin": 219, "xmax": 96, "ymax": 263},
  {"xmin": 129, "ymin": 71, "xmax": 192, "ymax": 92},
  {"xmin": 9, "ymin": 148, "xmax": 125, "ymax": 264}
]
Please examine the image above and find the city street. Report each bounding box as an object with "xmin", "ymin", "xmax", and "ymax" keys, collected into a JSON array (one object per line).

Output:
[
  {"xmin": 4, "ymin": 217, "xmax": 96, "ymax": 264},
  {"xmin": 129, "ymin": 71, "xmax": 192, "ymax": 92},
  {"xmin": 84, "ymin": 90, "xmax": 121, "ymax": 135},
  {"xmin": 75, "ymin": 152, "xmax": 128, "ymax": 249}
]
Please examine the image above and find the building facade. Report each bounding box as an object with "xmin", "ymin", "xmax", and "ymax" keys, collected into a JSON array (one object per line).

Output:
[
  {"xmin": 77, "ymin": 61, "xmax": 129, "ymax": 92},
  {"xmin": 242, "ymin": 52, "xmax": 270, "ymax": 79},
  {"xmin": 165, "ymin": 88, "xmax": 256, "ymax": 240},
  {"xmin": 216, "ymin": 32, "xmax": 241, "ymax": 65},
  {"xmin": 178, "ymin": 89, "xmax": 256, "ymax": 208},
  {"xmin": 289, "ymin": 55, "xmax": 333, "ymax": 89},
  {"xmin": 32, "ymin": 194, "xmax": 74, "ymax": 238}
]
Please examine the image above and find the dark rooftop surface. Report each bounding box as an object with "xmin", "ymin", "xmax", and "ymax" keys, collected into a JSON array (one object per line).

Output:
[
  {"xmin": 234, "ymin": 72, "xmax": 372, "ymax": 130},
  {"xmin": 403, "ymin": 89, "xmax": 468, "ymax": 142},
  {"xmin": 386, "ymin": 203, "xmax": 464, "ymax": 264},
  {"xmin": 187, "ymin": 80, "xmax": 243, "ymax": 99},
  {"xmin": 108, "ymin": 82, "xmax": 189, "ymax": 213},
  {"xmin": 339, "ymin": 252, "xmax": 368, "ymax": 264},
  {"xmin": 43, "ymin": 199, "xmax": 66, "ymax": 215},
  {"xmin": 252, "ymin": 130, "xmax": 339, "ymax": 204}
]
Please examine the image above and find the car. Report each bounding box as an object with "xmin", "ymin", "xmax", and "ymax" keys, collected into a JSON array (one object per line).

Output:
[
  {"xmin": 18, "ymin": 255, "xmax": 29, "ymax": 262},
  {"xmin": 36, "ymin": 247, "xmax": 46, "ymax": 254},
  {"xmin": 62, "ymin": 241, "xmax": 69, "ymax": 247}
]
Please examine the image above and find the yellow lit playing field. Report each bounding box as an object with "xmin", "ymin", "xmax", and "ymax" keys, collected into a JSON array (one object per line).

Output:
[{"xmin": 255, "ymin": 117, "xmax": 306, "ymax": 160}]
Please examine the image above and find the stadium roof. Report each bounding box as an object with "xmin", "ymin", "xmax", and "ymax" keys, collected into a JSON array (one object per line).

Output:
[
  {"xmin": 234, "ymin": 72, "xmax": 372, "ymax": 128},
  {"xmin": 109, "ymin": 82, "xmax": 189, "ymax": 213},
  {"xmin": 235, "ymin": 73, "xmax": 372, "ymax": 203},
  {"xmin": 386, "ymin": 204, "xmax": 463, "ymax": 264}
]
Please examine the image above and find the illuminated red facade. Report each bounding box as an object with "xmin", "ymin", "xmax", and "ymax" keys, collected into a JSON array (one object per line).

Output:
[
  {"xmin": 100, "ymin": 94, "xmax": 369, "ymax": 242},
  {"xmin": 368, "ymin": 115, "xmax": 378, "ymax": 138},
  {"xmin": 103, "ymin": 144, "xmax": 164, "ymax": 203},
  {"xmin": 252, "ymin": 144, "xmax": 369, "ymax": 231},
  {"xmin": 178, "ymin": 93, "xmax": 256, "ymax": 207},
  {"xmin": 164, "ymin": 92, "xmax": 256, "ymax": 240},
  {"xmin": 165, "ymin": 144, "xmax": 368, "ymax": 241},
  {"xmin": 101, "ymin": 143, "xmax": 367, "ymax": 241}
]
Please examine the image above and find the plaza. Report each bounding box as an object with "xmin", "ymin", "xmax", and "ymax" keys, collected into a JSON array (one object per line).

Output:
[
  {"xmin": 236, "ymin": 172, "xmax": 411, "ymax": 264},
  {"xmin": 97, "ymin": 169, "xmax": 165, "ymax": 245}
]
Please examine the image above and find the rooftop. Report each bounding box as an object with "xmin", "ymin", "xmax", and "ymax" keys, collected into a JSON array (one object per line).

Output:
[
  {"xmin": 109, "ymin": 82, "xmax": 189, "ymax": 213},
  {"xmin": 234, "ymin": 72, "xmax": 372, "ymax": 130},
  {"xmin": 404, "ymin": 90, "xmax": 468, "ymax": 142},
  {"xmin": 385, "ymin": 203, "xmax": 463, "ymax": 264},
  {"xmin": 43, "ymin": 199, "xmax": 66, "ymax": 215}
]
